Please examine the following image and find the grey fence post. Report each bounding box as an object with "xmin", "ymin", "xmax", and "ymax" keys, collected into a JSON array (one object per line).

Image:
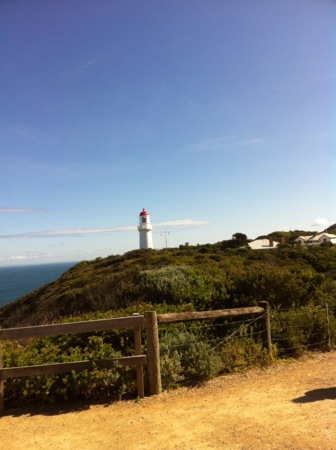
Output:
[
  {"xmin": 259, "ymin": 301, "xmax": 273, "ymax": 358},
  {"xmin": 145, "ymin": 311, "xmax": 162, "ymax": 395},
  {"xmin": 0, "ymin": 328, "xmax": 4, "ymax": 413}
]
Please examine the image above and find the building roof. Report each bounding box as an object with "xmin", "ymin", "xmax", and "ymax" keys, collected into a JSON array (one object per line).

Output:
[
  {"xmin": 295, "ymin": 235, "xmax": 312, "ymax": 242},
  {"xmin": 139, "ymin": 208, "xmax": 149, "ymax": 216},
  {"xmin": 295, "ymin": 232, "xmax": 336, "ymax": 244},
  {"xmin": 307, "ymin": 233, "xmax": 336, "ymax": 242},
  {"xmin": 248, "ymin": 238, "xmax": 279, "ymax": 250}
]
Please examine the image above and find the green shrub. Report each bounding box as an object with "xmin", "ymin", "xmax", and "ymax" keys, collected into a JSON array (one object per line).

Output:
[
  {"xmin": 159, "ymin": 326, "xmax": 221, "ymax": 387},
  {"xmin": 218, "ymin": 336, "xmax": 272, "ymax": 373},
  {"xmin": 158, "ymin": 321, "xmax": 272, "ymax": 388},
  {"xmin": 183, "ymin": 341, "xmax": 221, "ymax": 382},
  {"xmin": 2, "ymin": 301, "xmax": 335, "ymax": 407},
  {"xmin": 137, "ymin": 265, "xmax": 217, "ymax": 310},
  {"xmin": 2, "ymin": 334, "xmax": 132, "ymax": 406},
  {"xmin": 160, "ymin": 351, "xmax": 184, "ymax": 390},
  {"xmin": 271, "ymin": 306, "xmax": 335, "ymax": 357}
]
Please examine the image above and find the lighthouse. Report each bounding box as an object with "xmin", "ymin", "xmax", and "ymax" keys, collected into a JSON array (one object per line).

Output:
[{"xmin": 138, "ymin": 208, "xmax": 153, "ymax": 249}]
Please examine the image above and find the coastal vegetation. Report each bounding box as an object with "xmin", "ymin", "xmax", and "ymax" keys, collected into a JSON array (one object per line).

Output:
[
  {"xmin": 1, "ymin": 227, "xmax": 336, "ymax": 328},
  {"xmin": 1, "ymin": 227, "xmax": 336, "ymax": 407}
]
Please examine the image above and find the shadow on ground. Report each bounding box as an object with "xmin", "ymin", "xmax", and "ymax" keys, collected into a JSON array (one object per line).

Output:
[
  {"xmin": 1, "ymin": 398, "xmax": 118, "ymax": 418},
  {"xmin": 292, "ymin": 387, "xmax": 336, "ymax": 403}
]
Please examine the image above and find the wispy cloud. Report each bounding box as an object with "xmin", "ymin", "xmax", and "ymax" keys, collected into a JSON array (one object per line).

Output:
[
  {"xmin": 188, "ymin": 136, "xmax": 235, "ymax": 153},
  {"xmin": 75, "ymin": 58, "xmax": 98, "ymax": 74},
  {"xmin": 237, "ymin": 138, "xmax": 265, "ymax": 146},
  {"xmin": 10, "ymin": 126, "xmax": 59, "ymax": 146},
  {"xmin": 0, "ymin": 251, "xmax": 50, "ymax": 263},
  {"xmin": 0, "ymin": 207, "xmax": 45, "ymax": 213},
  {"xmin": 0, "ymin": 255, "xmax": 29, "ymax": 263},
  {"xmin": 186, "ymin": 136, "xmax": 266, "ymax": 153},
  {"xmin": 310, "ymin": 218, "xmax": 329, "ymax": 228},
  {"xmin": 64, "ymin": 58, "xmax": 99, "ymax": 81},
  {"xmin": 0, "ymin": 226, "xmax": 136, "ymax": 239},
  {"xmin": 0, "ymin": 220, "xmax": 210, "ymax": 239},
  {"xmin": 155, "ymin": 219, "xmax": 210, "ymax": 229}
]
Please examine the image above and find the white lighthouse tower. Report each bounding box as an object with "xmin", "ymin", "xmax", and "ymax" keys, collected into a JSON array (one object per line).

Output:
[{"xmin": 138, "ymin": 208, "xmax": 153, "ymax": 249}]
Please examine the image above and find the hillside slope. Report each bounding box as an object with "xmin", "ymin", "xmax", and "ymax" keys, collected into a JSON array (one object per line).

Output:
[{"xmin": 1, "ymin": 243, "xmax": 336, "ymax": 328}]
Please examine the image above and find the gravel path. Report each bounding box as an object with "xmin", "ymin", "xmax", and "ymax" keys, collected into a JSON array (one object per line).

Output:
[{"xmin": 1, "ymin": 351, "xmax": 335, "ymax": 449}]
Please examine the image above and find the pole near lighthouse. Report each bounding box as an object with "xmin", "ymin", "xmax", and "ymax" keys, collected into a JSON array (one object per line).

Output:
[{"xmin": 138, "ymin": 208, "xmax": 153, "ymax": 249}]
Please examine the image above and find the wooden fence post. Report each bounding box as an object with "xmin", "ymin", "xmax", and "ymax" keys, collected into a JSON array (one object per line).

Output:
[
  {"xmin": 0, "ymin": 329, "xmax": 4, "ymax": 414},
  {"xmin": 133, "ymin": 314, "xmax": 144, "ymax": 398},
  {"xmin": 258, "ymin": 301, "xmax": 273, "ymax": 358},
  {"xmin": 145, "ymin": 311, "xmax": 162, "ymax": 395}
]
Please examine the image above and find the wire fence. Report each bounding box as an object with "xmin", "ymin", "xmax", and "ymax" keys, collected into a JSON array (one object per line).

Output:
[
  {"xmin": 158, "ymin": 304, "xmax": 336, "ymax": 390},
  {"xmin": 2, "ymin": 304, "xmax": 335, "ymax": 402}
]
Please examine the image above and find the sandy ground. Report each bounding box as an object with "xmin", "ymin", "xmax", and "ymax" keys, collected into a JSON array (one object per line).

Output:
[{"xmin": 0, "ymin": 351, "xmax": 335, "ymax": 450}]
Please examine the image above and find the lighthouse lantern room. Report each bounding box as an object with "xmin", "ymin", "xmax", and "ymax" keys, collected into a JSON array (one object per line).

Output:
[{"xmin": 138, "ymin": 208, "xmax": 153, "ymax": 249}]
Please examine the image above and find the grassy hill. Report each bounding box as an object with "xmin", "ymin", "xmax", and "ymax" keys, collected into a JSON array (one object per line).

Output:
[
  {"xmin": 1, "ymin": 236, "xmax": 336, "ymax": 407},
  {"xmin": 1, "ymin": 236, "xmax": 336, "ymax": 328}
]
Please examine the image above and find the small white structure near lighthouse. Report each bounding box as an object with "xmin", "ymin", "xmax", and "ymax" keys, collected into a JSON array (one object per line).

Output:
[{"xmin": 138, "ymin": 208, "xmax": 153, "ymax": 249}]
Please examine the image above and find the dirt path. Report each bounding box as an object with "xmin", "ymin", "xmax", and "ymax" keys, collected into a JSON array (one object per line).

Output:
[{"xmin": 1, "ymin": 351, "xmax": 335, "ymax": 449}]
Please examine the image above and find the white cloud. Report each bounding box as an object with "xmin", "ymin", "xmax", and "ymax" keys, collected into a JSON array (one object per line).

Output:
[
  {"xmin": 0, "ymin": 226, "xmax": 136, "ymax": 239},
  {"xmin": 186, "ymin": 136, "xmax": 265, "ymax": 153},
  {"xmin": 237, "ymin": 138, "xmax": 265, "ymax": 146},
  {"xmin": 188, "ymin": 136, "xmax": 235, "ymax": 153},
  {"xmin": 155, "ymin": 219, "xmax": 210, "ymax": 229},
  {"xmin": 64, "ymin": 58, "xmax": 99, "ymax": 82},
  {"xmin": 10, "ymin": 126, "xmax": 59, "ymax": 146},
  {"xmin": 310, "ymin": 218, "xmax": 329, "ymax": 228},
  {"xmin": 75, "ymin": 58, "xmax": 98, "ymax": 74},
  {"xmin": 0, "ymin": 219, "xmax": 210, "ymax": 239},
  {"xmin": 0, "ymin": 251, "xmax": 51, "ymax": 263},
  {"xmin": 0, "ymin": 207, "xmax": 45, "ymax": 213}
]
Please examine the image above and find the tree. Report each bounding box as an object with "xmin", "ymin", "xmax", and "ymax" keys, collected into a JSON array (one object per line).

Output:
[{"xmin": 232, "ymin": 233, "xmax": 248, "ymax": 246}]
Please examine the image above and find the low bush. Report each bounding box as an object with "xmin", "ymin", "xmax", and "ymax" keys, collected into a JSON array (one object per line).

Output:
[
  {"xmin": 159, "ymin": 327, "xmax": 221, "ymax": 388},
  {"xmin": 1, "ymin": 305, "xmax": 335, "ymax": 407},
  {"xmin": 2, "ymin": 335, "xmax": 133, "ymax": 406},
  {"xmin": 217, "ymin": 335, "xmax": 273, "ymax": 372},
  {"xmin": 271, "ymin": 306, "xmax": 335, "ymax": 357},
  {"xmin": 159, "ymin": 320, "xmax": 274, "ymax": 389}
]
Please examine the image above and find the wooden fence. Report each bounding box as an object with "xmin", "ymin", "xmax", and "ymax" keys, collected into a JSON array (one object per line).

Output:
[
  {"xmin": 0, "ymin": 302, "xmax": 272, "ymax": 411},
  {"xmin": 145, "ymin": 301, "xmax": 272, "ymax": 395},
  {"xmin": 0, "ymin": 315, "xmax": 146, "ymax": 413}
]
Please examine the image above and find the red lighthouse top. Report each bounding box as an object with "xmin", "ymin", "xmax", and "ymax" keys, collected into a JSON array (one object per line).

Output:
[{"xmin": 139, "ymin": 208, "xmax": 149, "ymax": 216}]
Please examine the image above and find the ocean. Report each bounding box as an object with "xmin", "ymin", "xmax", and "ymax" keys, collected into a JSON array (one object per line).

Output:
[{"xmin": 0, "ymin": 262, "xmax": 77, "ymax": 308}]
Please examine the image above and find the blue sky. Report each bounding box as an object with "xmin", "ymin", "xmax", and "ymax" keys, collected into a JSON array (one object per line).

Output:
[{"xmin": 1, "ymin": 0, "xmax": 335, "ymax": 265}]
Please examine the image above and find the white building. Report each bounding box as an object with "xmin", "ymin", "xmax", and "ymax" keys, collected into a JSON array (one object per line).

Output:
[
  {"xmin": 294, "ymin": 232, "xmax": 336, "ymax": 246},
  {"xmin": 138, "ymin": 208, "xmax": 153, "ymax": 249},
  {"xmin": 248, "ymin": 238, "xmax": 279, "ymax": 250}
]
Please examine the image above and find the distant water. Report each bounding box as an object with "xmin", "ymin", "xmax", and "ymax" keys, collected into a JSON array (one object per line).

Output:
[{"xmin": 0, "ymin": 262, "xmax": 77, "ymax": 308}]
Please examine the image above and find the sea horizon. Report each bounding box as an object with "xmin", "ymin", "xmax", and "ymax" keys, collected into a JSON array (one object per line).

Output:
[{"xmin": 0, "ymin": 261, "xmax": 78, "ymax": 308}]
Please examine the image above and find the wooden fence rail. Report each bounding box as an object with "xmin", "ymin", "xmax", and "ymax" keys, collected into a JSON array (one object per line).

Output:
[
  {"xmin": 147, "ymin": 301, "xmax": 272, "ymax": 395},
  {"xmin": 0, "ymin": 315, "xmax": 146, "ymax": 413},
  {"xmin": 0, "ymin": 303, "xmax": 273, "ymax": 411},
  {"xmin": 0, "ymin": 315, "xmax": 144, "ymax": 340},
  {"xmin": 157, "ymin": 306, "xmax": 265, "ymax": 323}
]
